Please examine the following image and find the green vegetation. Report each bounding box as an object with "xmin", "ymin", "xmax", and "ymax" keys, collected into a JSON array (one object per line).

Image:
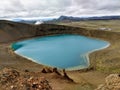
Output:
[{"xmin": 58, "ymin": 20, "xmax": 120, "ymax": 32}]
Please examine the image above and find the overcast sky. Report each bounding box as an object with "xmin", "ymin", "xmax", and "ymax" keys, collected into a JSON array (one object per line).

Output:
[{"xmin": 0, "ymin": 0, "xmax": 120, "ymax": 19}]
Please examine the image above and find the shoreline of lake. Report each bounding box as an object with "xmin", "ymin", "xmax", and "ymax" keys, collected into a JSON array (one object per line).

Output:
[
  {"xmin": 11, "ymin": 34, "xmax": 110, "ymax": 71},
  {"xmin": 0, "ymin": 20, "xmax": 120, "ymax": 90}
]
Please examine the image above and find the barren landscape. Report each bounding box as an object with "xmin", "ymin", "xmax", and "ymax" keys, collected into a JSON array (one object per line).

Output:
[{"xmin": 0, "ymin": 20, "xmax": 120, "ymax": 89}]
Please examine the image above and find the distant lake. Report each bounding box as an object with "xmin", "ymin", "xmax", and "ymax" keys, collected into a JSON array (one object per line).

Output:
[{"xmin": 12, "ymin": 34, "xmax": 109, "ymax": 70}]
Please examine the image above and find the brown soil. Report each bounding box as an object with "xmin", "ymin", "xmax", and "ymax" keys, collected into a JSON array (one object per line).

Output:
[{"xmin": 0, "ymin": 20, "xmax": 120, "ymax": 90}]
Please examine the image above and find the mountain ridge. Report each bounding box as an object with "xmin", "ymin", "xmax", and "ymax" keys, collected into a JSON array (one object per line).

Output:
[
  {"xmin": 3, "ymin": 15, "xmax": 120, "ymax": 24},
  {"xmin": 45, "ymin": 15, "xmax": 120, "ymax": 23}
]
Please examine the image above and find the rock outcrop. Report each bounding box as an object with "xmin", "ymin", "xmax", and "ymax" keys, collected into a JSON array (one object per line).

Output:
[
  {"xmin": 41, "ymin": 67, "xmax": 74, "ymax": 82},
  {"xmin": 0, "ymin": 68, "xmax": 52, "ymax": 90},
  {"xmin": 96, "ymin": 74, "xmax": 120, "ymax": 90}
]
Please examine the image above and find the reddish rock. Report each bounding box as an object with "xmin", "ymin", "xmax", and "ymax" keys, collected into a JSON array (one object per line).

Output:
[{"xmin": 0, "ymin": 68, "xmax": 52, "ymax": 90}]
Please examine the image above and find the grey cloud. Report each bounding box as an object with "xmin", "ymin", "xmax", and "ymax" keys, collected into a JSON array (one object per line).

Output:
[{"xmin": 0, "ymin": 0, "xmax": 120, "ymax": 18}]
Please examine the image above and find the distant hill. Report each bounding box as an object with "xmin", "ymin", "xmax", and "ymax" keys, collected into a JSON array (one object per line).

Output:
[
  {"xmin": 59, "ymin": 15, "xmax": 120, "ymax": 20},
  {"xmin": 11, "ymin": 18, "xmax": 54, "ymax": 24},
  {"xmin": 12, "ymin": 19, "xmax": 39, "ymax": 24},
  {"xmin": 45, "ymin": 15, "xmax": 120, "ymax": 23},
  {"xmin": 7, "ymin": 15, "xmax": 120, "ymax": 24}
]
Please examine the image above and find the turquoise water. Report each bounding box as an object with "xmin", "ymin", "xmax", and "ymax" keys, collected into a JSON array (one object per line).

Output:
[{"xmin": 12, "ymin": 34, "xmax": 109, "ymax": 70}]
